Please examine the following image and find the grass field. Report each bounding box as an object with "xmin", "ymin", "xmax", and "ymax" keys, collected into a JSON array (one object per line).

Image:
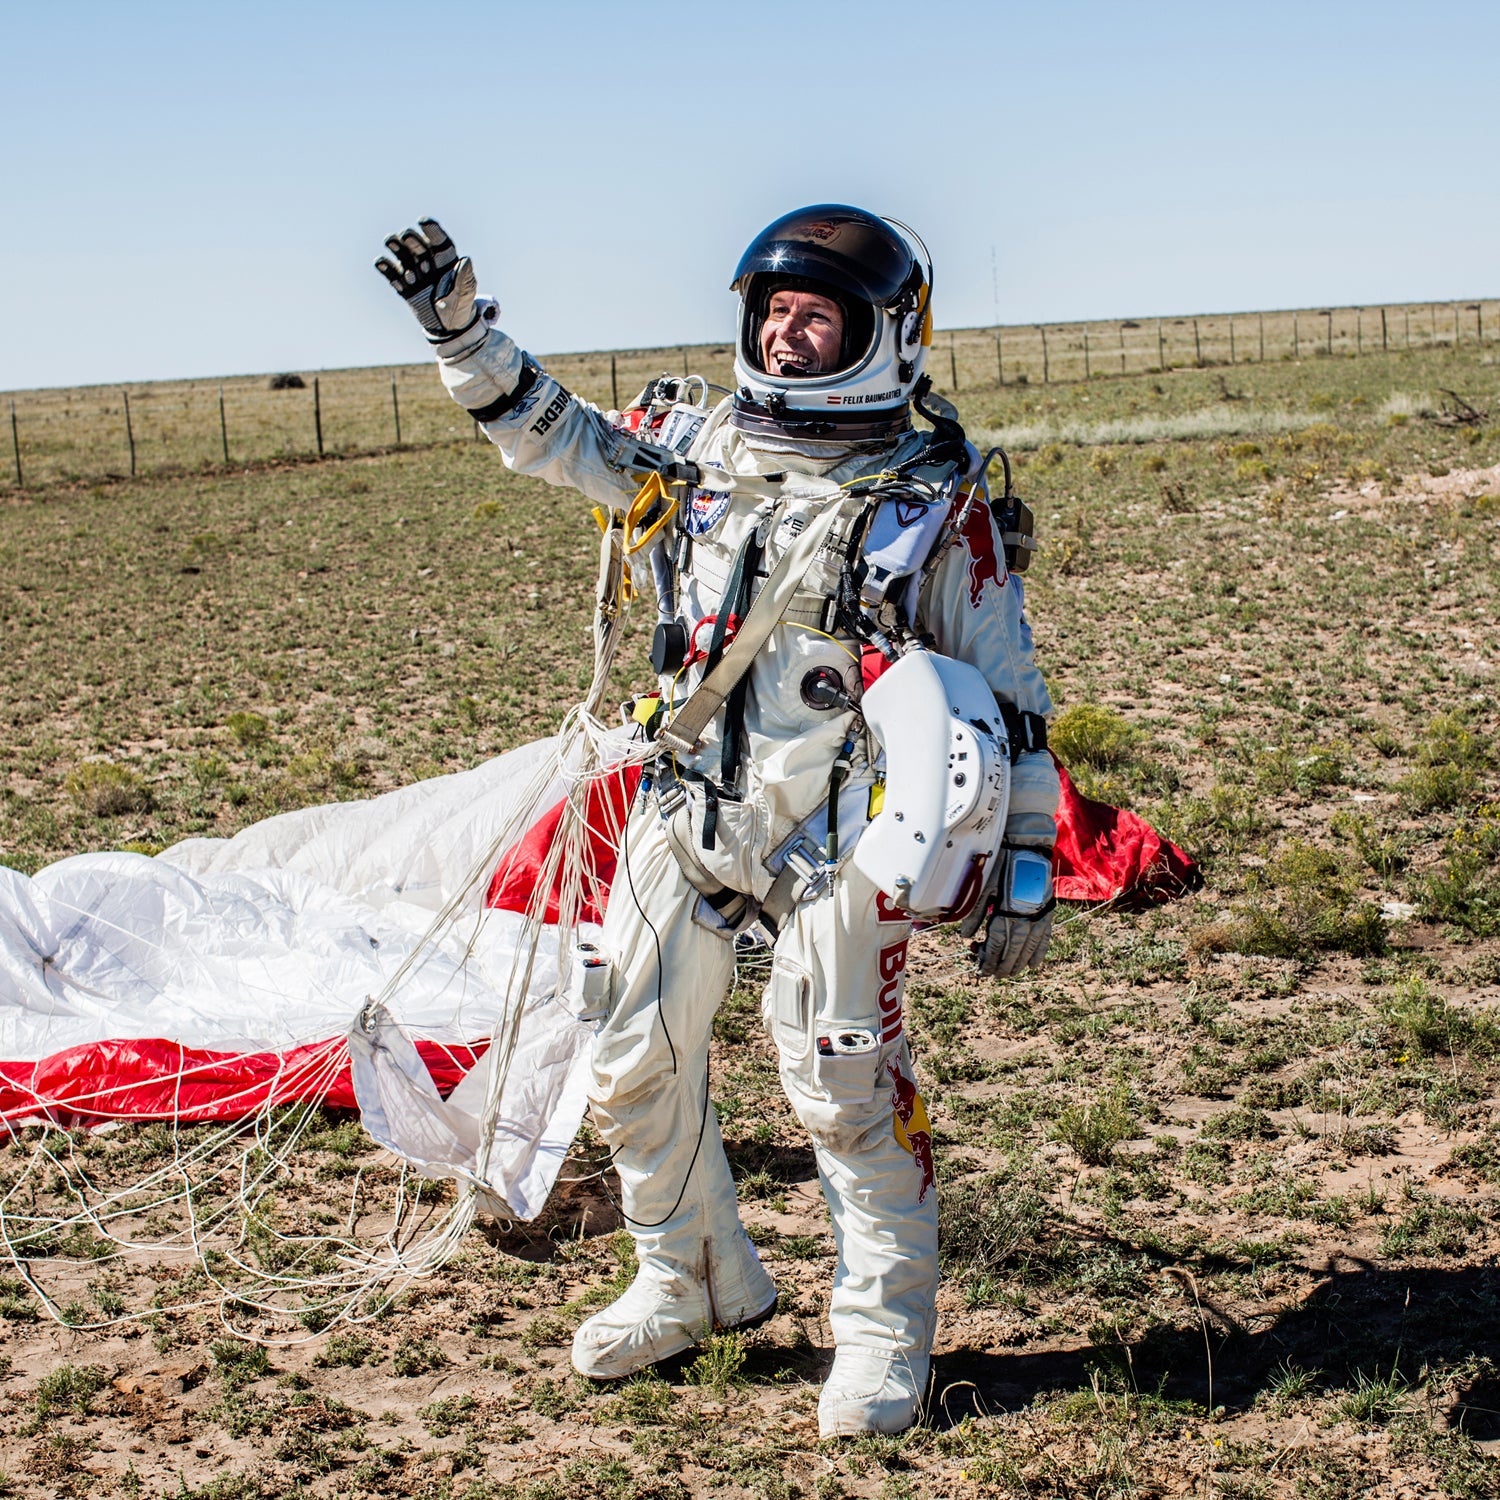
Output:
[{"xmin": 0, "ymin": 325, "xmax": 1498, "ymax": 1499}]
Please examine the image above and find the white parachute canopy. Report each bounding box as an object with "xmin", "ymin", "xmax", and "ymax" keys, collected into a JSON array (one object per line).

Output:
[{"xmin": 0, "ymin": 729, "xmax": 639, "ymax": 1220}]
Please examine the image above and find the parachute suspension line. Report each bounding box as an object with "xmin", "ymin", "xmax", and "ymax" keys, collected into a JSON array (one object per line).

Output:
[{"xmin": 1, "ymin": 476, "xmax": 666, "ymax": 1340}]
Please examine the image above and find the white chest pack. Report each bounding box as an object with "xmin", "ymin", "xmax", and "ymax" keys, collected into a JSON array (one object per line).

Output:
[{"xmin": 854, "ymin": 649, "xmax": 1010, "ymax": 920}]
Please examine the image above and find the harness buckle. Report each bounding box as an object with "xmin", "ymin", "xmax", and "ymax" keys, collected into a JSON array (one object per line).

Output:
[
  {"xmin": 654, "ymin": 768, "xmax": 687, "ymax": 819},
  {"xmin": 782, "ymin": 836, "xmax": 832, "ymax": 902}
]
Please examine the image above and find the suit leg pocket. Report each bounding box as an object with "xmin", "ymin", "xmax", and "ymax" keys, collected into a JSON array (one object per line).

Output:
[{"xmin": 766, "ymin": 957, "xmax": 811, "ymax": 1063}]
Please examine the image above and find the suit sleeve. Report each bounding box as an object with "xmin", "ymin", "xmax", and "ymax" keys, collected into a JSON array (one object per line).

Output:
[
  {"xmin": 923, "ymin": 507, "xmax": 1059, "ymax": 846},
  {"xmin": 431, "ymin": 314, "xmax": 645, "ymax": 510}
]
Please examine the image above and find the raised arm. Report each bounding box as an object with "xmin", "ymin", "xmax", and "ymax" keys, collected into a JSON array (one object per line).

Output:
[{"xmin": 375, "ymin": 218, "xmax": 648, "ymax": 510}]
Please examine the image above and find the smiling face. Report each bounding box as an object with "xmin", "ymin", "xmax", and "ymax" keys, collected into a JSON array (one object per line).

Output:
[{"xmin": 759, "ymin": 287, "xmax": 845, "ymax": 377}]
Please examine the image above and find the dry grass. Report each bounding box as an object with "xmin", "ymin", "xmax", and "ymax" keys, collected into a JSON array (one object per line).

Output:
[{"xmin": 0, "ymin": 325, "xmax": 1498, "ymax": 1497}]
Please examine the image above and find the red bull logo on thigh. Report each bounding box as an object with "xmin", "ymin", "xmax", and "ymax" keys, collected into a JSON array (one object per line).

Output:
[{"xmin": 887, "ymin": 1059, "xmax": 936, "ymax": 1204}]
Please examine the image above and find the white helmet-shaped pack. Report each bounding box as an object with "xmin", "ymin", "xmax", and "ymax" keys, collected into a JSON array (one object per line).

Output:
[{"xmin": 730, "ymin": 204, "xmax": 934, "ymax": 444}]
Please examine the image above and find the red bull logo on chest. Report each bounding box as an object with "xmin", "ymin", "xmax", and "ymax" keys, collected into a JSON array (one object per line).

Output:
[{"xmin": 958, "ymin": 502, "xmax": 1007, "ymax": 609}]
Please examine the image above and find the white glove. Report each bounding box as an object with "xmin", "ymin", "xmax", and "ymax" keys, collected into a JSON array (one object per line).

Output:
[
  {"xmin": 374, "ymin": 218, "xmax": 482, "ymax": 352},
  {"xmin": 961, "ymin": 844, "xmax": 1056, "ymax": 977}
]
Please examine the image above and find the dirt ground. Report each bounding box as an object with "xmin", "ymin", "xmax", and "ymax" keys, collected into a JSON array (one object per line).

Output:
[{"xmin": 1, "ymin": 343, "xmax": 1498, "ymax": 1498}]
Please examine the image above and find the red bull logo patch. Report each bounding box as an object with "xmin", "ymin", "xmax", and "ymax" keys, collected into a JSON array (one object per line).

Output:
[
  {"xmin": 888, "ymin": 1060, "xmax": 936, "ymax": 1204},
  {"xmin": 686, "ymin": 486, "xmax": 731, "ymax": 536},
  {"xmin": 958, "ymin": 501, "xmax": 1006, "ymax": 609}
]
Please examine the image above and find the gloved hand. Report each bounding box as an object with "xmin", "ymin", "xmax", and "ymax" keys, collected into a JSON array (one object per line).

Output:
[
  {"xmin": 374, "ymin": 218, "xmax": 481, "ymax": 349},
  {"xmin": 961, "ymin": 843, "xmax": 1056, "ymax": 977}
]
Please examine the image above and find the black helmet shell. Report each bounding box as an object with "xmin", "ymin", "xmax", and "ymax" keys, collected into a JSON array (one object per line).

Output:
[{"xmin": 730, "ymin": 204, "xmax": 918, "ymax": 307}]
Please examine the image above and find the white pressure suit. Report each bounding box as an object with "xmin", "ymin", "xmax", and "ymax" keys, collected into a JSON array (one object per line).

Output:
[{"xmin": 394, "ymin": 212, "xmax": 1059, "ymax": 1438}]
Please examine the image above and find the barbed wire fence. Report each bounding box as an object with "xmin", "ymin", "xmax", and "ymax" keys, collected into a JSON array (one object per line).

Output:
[{"xmin": 4, "ymin": 300, "xmax": 1493, "ymax": 492}]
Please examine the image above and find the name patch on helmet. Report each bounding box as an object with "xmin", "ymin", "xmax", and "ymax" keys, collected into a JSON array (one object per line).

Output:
[
  {"xmin": 685, "ymin": 487, "xmax": 732, "ymax": 536},
  {"xmin": 826, "ymin": 390, "xmax": 899, "ymax": 406}
]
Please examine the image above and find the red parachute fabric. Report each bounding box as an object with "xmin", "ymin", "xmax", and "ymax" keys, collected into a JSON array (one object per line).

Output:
[
  {"xmin": 0, "ymin": 1037, "xmax": 486, "ymax": 1128},
  {"xmin": 1051, "ymin": 756, "xmax": 1200, "ymax": 904},
  {"xmin": 485, "ymin": 764, "xmax": 642, "ymax": 925},
  {"xmin": 1, "ymin": 758, "xmax": 1197, "ymax": 1130},
  {"xmin": 485, "ymin": 758, "xmax": 1199, "ymax": 921}
]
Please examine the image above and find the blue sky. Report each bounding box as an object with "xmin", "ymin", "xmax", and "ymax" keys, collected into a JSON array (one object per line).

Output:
[{"xmin": 3, "ymin": 0, "xmax": 1497, "ymax": 389}]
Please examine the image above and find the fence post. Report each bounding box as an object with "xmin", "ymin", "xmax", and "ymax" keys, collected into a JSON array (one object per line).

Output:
[
  {"xmin": 1294, "ymin": 312, "xmax": 1299, "ymax": 359},
  {"xmin": 995, "ymin": 331, "xmax": 1003, "ymax": 387},
  {"xmin": 1405, "ymin": 307, "xmax": 1411, "ymax": 346},
  {"xmin": 682, "ymin": 346, "xmax": 688, "ymax": 377},
  {"xmin": 1453, "ymin": 302, "xmax": 1460, "ymax": 345},
  {"xmin": 313, "ymin": 376, "xmax": 324, "ymax": 457},
  {"xmin": 1381, "ymin": 307, "xmax": 1388, "ymax": 351},
  {"xmin": 949, "ymin": 330, "xmax": 959, "ymax": 390},
  {"xmin": 390, "ymin": 373, "xmax": 401, "ymax": 445},
  {"xmin": 9, "ymin": 400, "xmax": 21, "ymax": 487},
  {"xmin": 1229, "ymin": 316, "xmax": 1235, "ymax": 364},
  {"xmin": 218, "ymin": 384, "xmax": 229, "ymax": 463},
  {"xmin": 1118, "ymin": 323, "xmax": 1125, "ymax": 374},
  {"xmin": 123, "ymin": 390, "xmax": 137, "ymax": 477},
  {"xmin": 1083, "ymin": 326, "xmax": 1090, "ymax": 379},
  {"xmin": 1157, "ymin": 319, "xmax": 1165, "ymax": 370},
  {"xmin": 1193, "ymin": 318, "xmax": 1201, "ymax": 366},
  {"xmin": 1040, "ymin": 325, "xmax": 1050, "ymax": 383},
  {"xmin": 1480, "ymin": 303, "xmax": 1485, "ymax": 343},
  {"xmin": 1259, "ymin": 312, "xmax": 1265, "ymax": 362},
  {"xmin": 1430, "ymin": 303, "xmax": 1436, "ymax": 342},
  {"xmin": 1356, "ymin": 308, "xmax": 1362, "ymax": 355},
  {"xmin": 611, "ymin": 353, "xmax": 619, "ymax": 411},
  {"xmin": 1325, "ymin": 311, "xmax": 1333, "ymax": 356}
]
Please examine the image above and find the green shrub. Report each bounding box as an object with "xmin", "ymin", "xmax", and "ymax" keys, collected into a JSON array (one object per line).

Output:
[
  {"xmin": 1255, "ymin": 743, "xmax": 1344, "ymax": 796},
  {"xmin": 1051, "ymin": 704, "xmax": 1138, "ymax": 770},
  {"xmin": 33, "ymin": 1363, "xmax": 111, "ymax": 1419},
  {"xmin": 1380, "ymin": 980, "xmax": 1500, "ymax": 1057},
  {"xmin": 940, "ymin": 1170, "xmax": 1048, "ymax": 1278},
  {"xmin": 1050, "ymin": 1085, "xmax": 1138, "ymax": 1165},
  {"xmin": 64, "ymin": 761, "xmax": 152, "ymax": 817},
  {"xmin": 226, "ymin": 710, "xmax": 271, "ymax": 749},
  {"xmin": 1380, "ymin": 1194, "xmax": 1483, "ymax": 1258},
  {"xmin": 1401, "ymin": 711, "xmax": 1492, "ymax": 811},
  {"xmin": 210, "ymin": 1337, "xmax": 270, "ymax": 1388},
  {"xmin": 1418, "ymin": 805, "xmax": 1500, "ymax": 935},
  {"xmin": 684, "ymin": 1331, "xmax": 747, "ymax": 1395},
  {"xmin": 391, "ymin": 1334, "xmax": 448, "ymax": 1374},
  {"xmin": 1190, "ymin": 842, "xmax": 1386, "ymax": 961}
]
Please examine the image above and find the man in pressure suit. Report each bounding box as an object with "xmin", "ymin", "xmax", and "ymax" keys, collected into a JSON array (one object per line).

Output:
[{"xmin": 376, "ymin": 206, "xmax": 1059, "ymax": 1437}]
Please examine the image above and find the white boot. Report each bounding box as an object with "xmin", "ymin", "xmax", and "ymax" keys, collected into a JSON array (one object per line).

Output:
[
  {"xmin": 817, "ymin": 1348, "xmax": 929, "ymax": 1437},
  {"xmin": 571, "ymin": 1234, "xmax": 776, "ymax": 1380}
]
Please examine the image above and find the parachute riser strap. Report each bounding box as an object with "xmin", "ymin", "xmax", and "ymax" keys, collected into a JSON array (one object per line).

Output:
[{"xmin": 657, "ymin": 498, "xmax": 849, "ymax": 757}]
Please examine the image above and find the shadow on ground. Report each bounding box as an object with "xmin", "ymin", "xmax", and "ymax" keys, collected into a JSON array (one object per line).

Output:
[{"xmin": 934, "ymin": 1256, "xmax": 1500, "ymax": 1441}]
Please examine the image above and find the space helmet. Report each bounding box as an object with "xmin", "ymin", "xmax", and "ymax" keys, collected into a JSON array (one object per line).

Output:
[{"xmin": 730, "ymin": 204, "xmax": 933, "ymax": 444}]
